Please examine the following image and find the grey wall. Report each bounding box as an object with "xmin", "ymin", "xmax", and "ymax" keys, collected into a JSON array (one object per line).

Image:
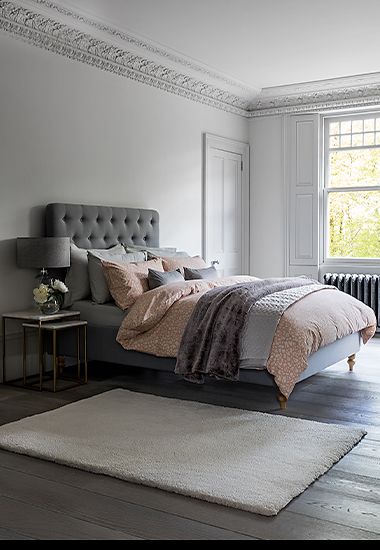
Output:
[{"xmin": 0, "ymin": 35, "xmax": 248, "ymax": 319}]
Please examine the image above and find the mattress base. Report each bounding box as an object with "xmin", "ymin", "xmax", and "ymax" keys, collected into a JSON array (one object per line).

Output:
[{"xmin": 58, "ymin": 321, "xmax": 361, "ymax": 388}]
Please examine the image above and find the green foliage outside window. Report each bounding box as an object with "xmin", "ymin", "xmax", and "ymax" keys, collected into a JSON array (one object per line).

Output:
[{"xmin": 328, "ymin": 148, "xmax": 380, "ymax": 259}]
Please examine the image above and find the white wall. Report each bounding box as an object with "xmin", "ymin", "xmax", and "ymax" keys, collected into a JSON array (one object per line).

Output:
[
  {"xmin": 0, "ymin": 35, "xmax": 248, "ymax": 319},
  {"xmin": 249, "ymin": 116, "xmax": 286, "ymax": 278},
  {"xmin": 250, "ymin": 113, "xmax": 380, "ymax": 283}
]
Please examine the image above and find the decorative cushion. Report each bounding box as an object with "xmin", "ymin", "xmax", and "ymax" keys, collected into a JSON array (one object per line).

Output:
[
  {"xmin": 148, "ymin": 269, "xmax": 185, "ymax": 290},
  {"xmin": 102, "ymin": 258, "xmax": 164, "ymax": 310},
  {"xmin": 64, "ymin": 243, "xmax": 124, "ymax": 307},
  {"xmin": 184, "ymin": 266, "xmax": 218, "ymax": 281},
  {"xmin": 162, "ymin": 256, "xmax": 207, "ymax": 275},
  {"xmin": 88, "ymin": 250, "xmax": 146, "ymax": 304}
]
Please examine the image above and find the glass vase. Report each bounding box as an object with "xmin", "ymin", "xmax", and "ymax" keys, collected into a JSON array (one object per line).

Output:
[{"xmin": 39, "ymin": 296, "xmax": 60, "ymax": 315}]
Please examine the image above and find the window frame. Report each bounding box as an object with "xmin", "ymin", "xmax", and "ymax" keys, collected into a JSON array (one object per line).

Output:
[{"xmin": 323, "ymin": 112, "xmax": 380, "ymax": 267}]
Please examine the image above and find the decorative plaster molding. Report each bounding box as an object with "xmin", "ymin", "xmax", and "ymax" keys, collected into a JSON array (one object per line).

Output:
[
  {"xmin": 2, "ymin": 0, "xmax": 380, "ymax": 118},
  {"xmin": 29, "ymin": 0, "xmax": 255, "ymax": 98},
  {"xmin": 249, "ymin": 85, "xmax": 380, "ymax": 117},
  {"xmin": 260, "ymin": 72, "xmax": 380, "ymax": 97},
  {"xmin": 0, "ymin": 1, "xmax": 250, "ymax": 117}
]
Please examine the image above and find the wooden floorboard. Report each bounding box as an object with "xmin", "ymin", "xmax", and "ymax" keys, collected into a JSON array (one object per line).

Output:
[
  {"xmin": 288, "ymin": 486, "xmax": 380, "ymax": 535},
  {"xmin": 0, "ymin": 337, "xmax": 379, "ymax": 540},
  {"xmin": 0, "ymin": 495, "xmax": 140, "ymax": 540},
  {"xmin": 0, "ymin": 527, "xmax": 34, "ymax": 540},
  {"xmin": 315, "ymin": 470, "xmax": 380, "ymax": 504},
  {"xmin": 0, "ymin": 464, "xmax": 253, "ymax": 540},
  {"xmin": 0, "ymin": 450, "xmax": 374, "ymax": 541}
]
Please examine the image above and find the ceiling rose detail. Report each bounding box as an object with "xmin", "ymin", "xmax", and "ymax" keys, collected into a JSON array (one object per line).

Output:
[{"xmin": 1, "ymin": 1, "xmax": 380, "ymax": 118}]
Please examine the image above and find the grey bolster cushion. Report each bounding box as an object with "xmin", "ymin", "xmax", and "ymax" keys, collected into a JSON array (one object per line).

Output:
[
  {"xmin": 183, "ymin": 266, "xmax": 219, "ymax": 281},
  {"xmin": 148, "ymin": 269, "xmax": 185, "ymax": 290}
]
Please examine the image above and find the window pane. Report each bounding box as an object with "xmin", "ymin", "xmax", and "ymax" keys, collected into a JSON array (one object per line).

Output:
[
  {"xmin": 329, "ymin": 149, "xmax": 380, "ymax": 187},
  {"xmin": 364, "ymin": 133, "xmax": 375, "ymax": 146},
  {"xmin": 341, "ymin": 121, "xmax": 352, "ymax": 134},
  {"xmin": 328, "ymin": 191, "xmax": 380, "ymax": 258},
  {"xmin": 376, "ymin": 118, "xmax": 380, "ymax": 131},
  {"xmin": 329, "ymin": 122, "xmax": 340, "ymax": 135},
  {"xmin": 353, "ymin": 120, "xmax": 364, "ymax": 133},
  {"xmin": 364, "ymin": 119, "xmax": 375, "ymax": 132},
  {"xmin": 341, "ymin": 135, "xmax": 351, "ymax": 148},
  {"xmin": 330, "ymin": 136, "xmax": 340, "ymax": 149},
  {"xmin": 352, "ymin": 133, "xmax": 363, "ymax": 147}
]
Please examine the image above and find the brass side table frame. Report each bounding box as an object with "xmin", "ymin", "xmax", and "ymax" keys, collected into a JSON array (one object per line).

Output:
[
  {"xmin": 2, "ymin": 310, "xmax": 80, "ymax": 390},
  {"xmin": 23, "ymin": 320, "xmax": 88, "ymax": 392}
]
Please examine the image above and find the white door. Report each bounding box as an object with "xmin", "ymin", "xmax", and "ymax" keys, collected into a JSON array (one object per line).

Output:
[{"xmin": 204, "ymin": 135, "xmax": 250, "ymax": 277}]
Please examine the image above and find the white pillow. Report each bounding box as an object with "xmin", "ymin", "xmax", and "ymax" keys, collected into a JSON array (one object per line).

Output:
[
  {"xmin": 124, "ymin": 245, "xmax": 176, "ymax": 259},
  {"xmin": 125, "ymin": 245, "xmax": 189, "ymax": 259}
]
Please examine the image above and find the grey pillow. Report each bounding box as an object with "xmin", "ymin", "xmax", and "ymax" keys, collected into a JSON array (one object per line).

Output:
[
  {"xmin": 184, "ymin": 266, "xmax": 218, "ymax": 281},
  {"xmin": 148, "ymin": 269, "xmax": 185, "ymax": 290},
  {"xmin": 64, "ymin": 243, "xmax": 125, "ymax": 307},
  {"xmin": 88, "ymin": 250, "xmax": 146, "ymax": 304}
]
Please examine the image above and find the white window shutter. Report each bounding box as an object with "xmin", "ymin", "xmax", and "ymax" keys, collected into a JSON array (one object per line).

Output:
[{"xmin": 287, "ymin": 114, "xmax": 320, "ymax": 278}]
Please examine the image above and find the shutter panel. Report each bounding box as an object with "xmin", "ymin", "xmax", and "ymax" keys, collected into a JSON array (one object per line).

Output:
[{"xmin": 288, "ymin": 115, "xmax": 319, "ymax": 274}]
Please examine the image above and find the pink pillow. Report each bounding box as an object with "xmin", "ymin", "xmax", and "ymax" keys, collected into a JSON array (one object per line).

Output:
[
  {"xmin": 102, "ymin": 258, "xmax": 164, "ymax": 310},
  {"xmin": 162, "ymin": 255, "xmax": 207, "ymax": 275}
]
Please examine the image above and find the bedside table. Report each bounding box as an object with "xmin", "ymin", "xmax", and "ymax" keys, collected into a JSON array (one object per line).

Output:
[
  {"xmin": 23, "ymin": 320, "xmax": 88, "ymax": 392},
  {"xmin": 2, "ymin": 309, "xmax": 80, "ymax": 390}
]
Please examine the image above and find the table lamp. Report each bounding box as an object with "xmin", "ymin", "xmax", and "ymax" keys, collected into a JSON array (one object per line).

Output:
[{"xmin": 17, "ymin": 237, "xmax": 71, "ymax": 283}]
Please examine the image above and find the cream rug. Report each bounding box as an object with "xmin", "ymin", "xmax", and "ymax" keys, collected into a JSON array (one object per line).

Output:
[{"xmin": 0, "ymin": 390, "xmax": 365, "ymax": 516}]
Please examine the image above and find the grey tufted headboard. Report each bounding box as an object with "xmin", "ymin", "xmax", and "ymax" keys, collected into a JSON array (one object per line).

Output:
[{"xmin": 46, "ymin": 203, "xmax": 159, "ymax": 249}]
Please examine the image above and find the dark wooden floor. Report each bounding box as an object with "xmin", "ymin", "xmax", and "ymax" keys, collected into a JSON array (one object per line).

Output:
[{"xmin": 0, "ymin": 338, "xmax": 379, "ymax": 540}]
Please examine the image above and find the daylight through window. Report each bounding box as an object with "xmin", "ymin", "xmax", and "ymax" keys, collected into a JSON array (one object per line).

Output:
[{"xmin": 325, "ymin": 114, "xmax": 380, "ymax": 260}]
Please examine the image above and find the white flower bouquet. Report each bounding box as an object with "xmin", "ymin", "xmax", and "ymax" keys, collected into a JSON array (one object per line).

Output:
[{"xmin": 33, "ymin": 279, "xmax": 69, "ymax": 313}]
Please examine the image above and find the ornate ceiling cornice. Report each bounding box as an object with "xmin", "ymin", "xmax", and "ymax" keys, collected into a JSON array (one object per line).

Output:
[
  {"xmin": 29, "ymin": 0, "xmax": 255, "ymax": 97},
  {"xmin": 0, "ymin": 0, "xmax": 250, "ymax": 117},
  {"xmin": 1, "ymin": 0, "xmax": 380, "ymax": 119},
  {"xmin": 248, "ymin": 81, "xmax": 380, "ymax": 118}
]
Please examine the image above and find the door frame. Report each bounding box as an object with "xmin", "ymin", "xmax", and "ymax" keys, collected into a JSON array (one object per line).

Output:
[{"xmin": 203, "ymin": 133, "xmax": 250, "ymax": 275}]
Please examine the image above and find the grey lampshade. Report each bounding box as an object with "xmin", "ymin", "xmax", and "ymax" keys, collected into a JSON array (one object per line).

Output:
[{"xmin": 17, "ymin": 237, "xmax": 71, "ymax": 269}]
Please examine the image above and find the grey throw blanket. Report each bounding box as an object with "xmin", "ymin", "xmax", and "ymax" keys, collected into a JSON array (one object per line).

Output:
[{"xmin": 175, "ymin": 278, "xmax": 319, "ymax": 383}]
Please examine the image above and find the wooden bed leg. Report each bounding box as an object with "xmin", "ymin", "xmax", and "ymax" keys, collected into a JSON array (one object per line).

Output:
[
  {"xmin": 348, "ymin": 354, "xmax": 356, "ymax": 373},
  {"xmin": 277, "ymin": 393, "xmax": 288, "ymax": 411}
]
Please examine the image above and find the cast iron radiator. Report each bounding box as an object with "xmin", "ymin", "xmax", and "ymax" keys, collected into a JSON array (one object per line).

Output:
[{"xmin": 324, "ymin": 273, "xmax": 380, "ymax": 329}]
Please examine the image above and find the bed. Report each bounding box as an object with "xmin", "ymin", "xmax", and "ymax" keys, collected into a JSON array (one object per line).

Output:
[{"xmin": 46, "ymin": 203, "xmax": 372, "ymax": 409}]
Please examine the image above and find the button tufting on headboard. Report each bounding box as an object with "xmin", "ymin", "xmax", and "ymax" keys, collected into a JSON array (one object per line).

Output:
[{"xmin": 46, "ymin": 204, "xmax": 160, "ymax": 250}]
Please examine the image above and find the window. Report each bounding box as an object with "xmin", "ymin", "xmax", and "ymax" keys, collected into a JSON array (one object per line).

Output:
[{"xmin": 324, "ymin": 114, "xmax": 380, "ymax": 261}]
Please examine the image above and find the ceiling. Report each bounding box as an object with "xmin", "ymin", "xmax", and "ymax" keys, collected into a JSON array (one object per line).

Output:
[{"xmin": 58, "ymin": 0, "xmax": 380, "ymax": 91}]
